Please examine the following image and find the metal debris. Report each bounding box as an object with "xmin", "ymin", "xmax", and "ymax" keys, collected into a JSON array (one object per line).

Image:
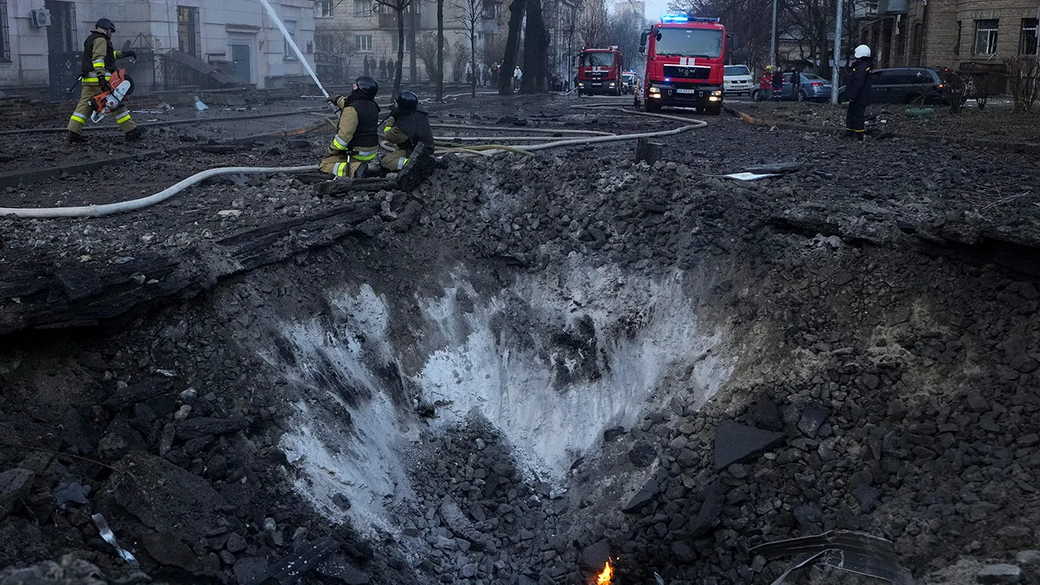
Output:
[
  {"xmin": 91, "ymin": 513, "xmax": 140, "ymax": 569},
  {"xmin": 720, "ymin": 172, "xmax": 780, "ymax": 181},
  {"xmin": 748, "ymin": 530, "xmax": 914, "ymax": 585}
]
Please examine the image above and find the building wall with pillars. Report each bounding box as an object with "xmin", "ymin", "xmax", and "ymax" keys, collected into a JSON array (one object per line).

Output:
[{"xmin": 856, "ymin": 0, "xmax": 1039, "ymax": 70}]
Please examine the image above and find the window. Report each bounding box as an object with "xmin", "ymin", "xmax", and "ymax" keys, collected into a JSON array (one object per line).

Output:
[
  {"xmin": 284, "ymin": 20, "xmax": 298, "ymax": 60},
  {"xmin": 317, "ymin": 0, "xmax": 334, "ymax": 17},
  {"xmin": 954, "ymin": 21, "xmax": 961, "ymax": 56},
  {"xmin": 654, "ymin": 28, "xmax": 723, "ymax": 58},
  {"xmin": 482, "ymin": 2, "xmax": 498, "ymax": 20},
  {"xmin": 355, "ymin": 34, "xmax": 372, "ymax": 51},
  {"xmin": 1021, "ymin": 18, "xmax": 1038, "ymax": 55},
  {"xmin": 0, "ymin": 0, "xmax": 10, "ymax": 63},
  {"xmin": 354, "ymin": 0, "xmax": 370, "ymax": 17},
  {"xmin": 973, "ymin": 19, "xmax": 999, "ymax": 56},
  {"xmin": 177, "ymin": 5, "xmax": 200, "ymax": 57}
]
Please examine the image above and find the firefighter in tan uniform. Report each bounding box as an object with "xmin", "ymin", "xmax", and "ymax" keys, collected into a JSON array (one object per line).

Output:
[
  {"xmin": 381, "ymin": 91, "xmax": 434, "ymax": 172},
  {"xmin": 67, "ymin": 18, "xmax": 142, "ymax": 143},
  {"xmin": 320, "ymin": 76, "xmax": 381, "ymax": 178}
]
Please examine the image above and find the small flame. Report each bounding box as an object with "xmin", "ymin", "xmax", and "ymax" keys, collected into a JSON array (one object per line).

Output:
[{"xmin": 596, "ymin": 560, "xmax": 614, "ymax": 585}]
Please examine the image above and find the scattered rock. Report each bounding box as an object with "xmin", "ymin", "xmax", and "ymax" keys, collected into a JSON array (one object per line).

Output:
[
  {"xmin": 622, "ymin": 475, "xmax": 659, "ymax": 513},
  {"xmin": 977, "ymin": 564, "xmax": 1021, "ymax": 584},
  {"xmin": 0, "ymin": 468, "xmax": 34, "ymax": 519},
  {"xmin": 713, "ymin": 421, "xmax": 785, "ymax": 469}
]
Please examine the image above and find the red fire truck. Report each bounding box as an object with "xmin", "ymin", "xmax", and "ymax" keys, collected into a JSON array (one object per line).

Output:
[
  {"xmin": 576, "ymin": 47, "xmax": 624, "ymax": 96},
  {"xmin": 636, "ymin": 14, "xmax": 727, "ymax": 114}
]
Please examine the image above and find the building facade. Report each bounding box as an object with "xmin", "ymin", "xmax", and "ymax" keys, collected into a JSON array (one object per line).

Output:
[
  {"xmin": 0, "ymin": 0, "xmax": 315, "ymax": 92},
  {"xmin": 856, "ymin": 0, "xmax": 1039, "ymax": 69},
  {"xmin": 315, "ymin": 0, "xmax": 509, "ymax": 86}
]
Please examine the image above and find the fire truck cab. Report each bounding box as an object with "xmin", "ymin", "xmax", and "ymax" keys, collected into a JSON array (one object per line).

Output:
[
  {"xmin": 576, "ymin": 47, "xmax": 625, "ymax": 96},
  {"xmin": 637, "ymin": 14, "xmax": 727, "ymax": 114}
]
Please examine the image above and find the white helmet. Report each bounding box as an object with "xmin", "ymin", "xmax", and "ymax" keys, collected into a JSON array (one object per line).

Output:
[{"xmin": 854, "ymin": 44, "xmax": 871, "ymax": 59}]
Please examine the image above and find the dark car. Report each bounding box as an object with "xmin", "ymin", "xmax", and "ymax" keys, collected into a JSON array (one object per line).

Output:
[{"xmin": 841, "ymin": 67, "xmax": 959, "ymax": 105}]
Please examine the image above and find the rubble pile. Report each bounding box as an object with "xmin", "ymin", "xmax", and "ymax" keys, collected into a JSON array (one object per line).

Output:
[{"xmin": 2, "ymin": 99, "xmax": 1039, "ymax": 585}]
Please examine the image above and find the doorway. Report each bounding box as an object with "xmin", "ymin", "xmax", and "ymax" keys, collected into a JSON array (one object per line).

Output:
[
  {"xmin": 230, "ymin": 44, "xmax": 251, "ymax": 83},
  {"xmin": 45, "ymin": 0, "xmax": 78, "ymax": 98},
  {"xmin": 177, "ymin": 5, "xmax": 200, "ymax": 57}
]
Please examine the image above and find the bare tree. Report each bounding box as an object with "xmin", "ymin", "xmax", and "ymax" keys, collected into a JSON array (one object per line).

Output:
[
  {"xmin": 437, "ymin": 0, "xmax": 445, "ymax": 99},
  {"xmin": 521, "ymin": 0, "xmax": 548, "ymax": 92},
  {"xmin": 575, "ymin": 0, "xmax": 608, "ymax": 49},
  {"xmin": 416, "ymin": 32, "xmax": 447, "ymax": 81},
  {"xmin": 498, "ymin": 0, "xmax": 526, "ymax": 95},
  {"xmin": 454, "ymin": 0, "xmax": 484, "ymax": 97},
  {"xmin": 606, "ymin": 10, "xmax": 645, "ymax": 71},
  {"xmin": 372, "ymin": 0, "xmax": 415, "ymax": 95}
]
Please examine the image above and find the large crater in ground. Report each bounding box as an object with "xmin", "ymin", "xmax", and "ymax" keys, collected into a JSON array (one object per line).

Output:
[{"xmin": 1, "ymin": 163, "xmax": 1038, "ymax": 585}]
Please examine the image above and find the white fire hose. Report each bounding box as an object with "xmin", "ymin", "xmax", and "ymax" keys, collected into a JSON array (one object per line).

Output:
[{"xmin": 0, "ymin": 104, "xmax": 707, "ymax": 219}]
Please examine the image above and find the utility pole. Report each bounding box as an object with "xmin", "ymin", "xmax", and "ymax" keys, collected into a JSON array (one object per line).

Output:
[
  {"xmin": 831, "ymin": 0, "xmax": 842, "ymax": 104},
  {"xmin": 770, "ymin": 0, "xmax": 778, "ymax": 68}
]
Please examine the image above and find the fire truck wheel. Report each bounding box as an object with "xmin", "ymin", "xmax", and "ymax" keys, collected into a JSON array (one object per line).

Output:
[
  {"xmin": 645, "ymin": 100, "xmax": 661, "ymax": 113},
  {"xmin": 705, "ymin": 104, "xmax": 722, "ymax": 115}
]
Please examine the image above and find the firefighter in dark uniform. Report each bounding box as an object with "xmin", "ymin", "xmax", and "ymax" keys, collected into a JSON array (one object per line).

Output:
[
  {"xmin": 320, "ymin": 76, "xmax": 381, "ymax": 178},
  {"xmin": 67, "ymin": 18, "xmax": 142, "ymax": 143},
  {"xmin": 381, "ymin": 91, "xmax": 434, "ymax": 172},
  {"xmin": 845, "ymin": 44, "xmax": 874, "ymax": 140}
]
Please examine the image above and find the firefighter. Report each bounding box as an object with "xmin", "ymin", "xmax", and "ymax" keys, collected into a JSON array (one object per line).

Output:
[
  {"xmin": 67, "ymin": 18, "xmax": 142, "ymax": 143},
  {"xmin": 380, "ymin": 91, "xmax": 434, "ymax": 173},
  {"xmin": 320, "ymin": 76, "xmax": 381, "ymax": 178},
  {"xmin": 845, "ymin": 44, "xmax": 874, "ymax": 140}
]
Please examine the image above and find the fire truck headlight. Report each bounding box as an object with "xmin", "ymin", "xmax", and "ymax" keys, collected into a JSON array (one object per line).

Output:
[
  {"xmin": 609, "ymin": 82, "xmax": 616, "ymax": 87},
  {"xmin": 711, "ymin": 90, "xmax": 723, "ymax": 96},
  {"xmin": 578, "ymin": 82, "xmax": 585, "ymax": 87}
]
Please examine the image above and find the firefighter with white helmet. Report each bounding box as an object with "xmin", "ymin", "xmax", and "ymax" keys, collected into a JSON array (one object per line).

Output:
[{"xmin": 845, "ymin": 44, "xmax": 873, "ymax": 140}]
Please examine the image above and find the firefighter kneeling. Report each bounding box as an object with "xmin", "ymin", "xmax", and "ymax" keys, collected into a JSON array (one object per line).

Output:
[
  {"xmin": 381, "ymin": 91, "xmax": 434, "ymax": 173},
  {"xmin": 320, "ymin": 76, "xmax": 381, "ymax": 178}
]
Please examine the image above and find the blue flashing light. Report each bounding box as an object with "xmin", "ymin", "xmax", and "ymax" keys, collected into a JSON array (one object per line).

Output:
[{"xmin": 660, "ymin": 13, "xmax": 721, "ymax": 23}]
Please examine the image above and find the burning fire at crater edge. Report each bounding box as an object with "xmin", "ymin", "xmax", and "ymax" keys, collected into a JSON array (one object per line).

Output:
[{"xmin": 596, "ymin": 560, "xmax": 614, "ymax": 585}]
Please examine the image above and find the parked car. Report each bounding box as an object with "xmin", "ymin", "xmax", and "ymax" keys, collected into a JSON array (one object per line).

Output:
[
  {"xmin": 838, "ymin": 67, "xmax": 962, "ymax": 105},
  {"xmin": 724, "ymin": 65, "xmax": 755, "ymax": 96},
  {"xmin": 752, "ymin": 72, "xmax": 833, "ymax": 102}
]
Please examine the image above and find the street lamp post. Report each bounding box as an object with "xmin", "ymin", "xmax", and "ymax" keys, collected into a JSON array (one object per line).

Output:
[
  {"xmin": 831, "ymin": 0, "xmax": 842, "ymax": 104},
  {"xmin": 770, "ymin": 0, "xmax": 778, "ymax": 68}
]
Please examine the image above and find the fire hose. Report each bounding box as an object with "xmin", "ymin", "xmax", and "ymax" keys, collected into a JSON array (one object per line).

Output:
[{"xmin": 0, "ymin": 105, "xmax": 707, "ymax": 218}]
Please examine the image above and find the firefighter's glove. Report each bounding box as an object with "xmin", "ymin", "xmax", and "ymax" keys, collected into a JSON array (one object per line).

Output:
[{"xmin": 329, "ymin": 95, "xmax": 347, "ymax": 109}]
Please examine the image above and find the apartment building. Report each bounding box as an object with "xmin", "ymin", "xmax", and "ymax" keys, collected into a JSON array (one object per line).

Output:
[
  {"xmin": 314, "ymin": 0, "xmax": 509, "ymax": 85},
  {"xmin": 0, "ymin": 0, "xmax": 315, "ymax": 93},
  {"xmin": 856, "ymin": 0, "xmax": 1039, "ymax": 69}
]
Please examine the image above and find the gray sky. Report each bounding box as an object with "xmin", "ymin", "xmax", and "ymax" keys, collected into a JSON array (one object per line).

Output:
[{"xmin": 643, "ymin": 0, "xmax": 670, "ymax": 22}]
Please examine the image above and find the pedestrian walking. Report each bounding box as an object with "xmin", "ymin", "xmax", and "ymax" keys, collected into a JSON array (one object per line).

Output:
[
  {"xmin": 513, "ymin": 65, "xmax": 522, "ymax": 93},
  {"xmin": 771, "ymin": 68, "xmax": 783, "ymax": 101}
]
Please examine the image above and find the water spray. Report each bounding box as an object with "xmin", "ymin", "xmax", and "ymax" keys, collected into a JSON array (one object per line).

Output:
[{"xmin": 257, "ymin": 0, "xmax": 330, "ymax": 99}]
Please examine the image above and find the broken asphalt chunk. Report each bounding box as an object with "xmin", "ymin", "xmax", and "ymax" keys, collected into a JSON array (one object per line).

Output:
[
  {"xmin": 0, "ymin": 468, "xmax": 34, "ymax": 519},
  {"xmin": 713, "ymin": 420, "xmax": 785, "ymax": 470}
]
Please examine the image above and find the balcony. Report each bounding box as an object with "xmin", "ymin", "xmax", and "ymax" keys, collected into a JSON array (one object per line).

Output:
[{"xmin": 854, "ymin": 0, "xmax": 908, "ymax": 19}]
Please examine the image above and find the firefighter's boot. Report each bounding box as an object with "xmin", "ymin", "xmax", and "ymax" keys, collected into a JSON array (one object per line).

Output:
[
  {"xmin": 67, "ymin": 131, "xmax": 87, "ymax": 144},
  {"xmin": 125, "ymin": 127, "xmax": 145, "ymax": 142}
]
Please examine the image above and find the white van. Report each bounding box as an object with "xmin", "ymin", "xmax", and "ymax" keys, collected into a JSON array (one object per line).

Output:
[{"xmin": 724, "ymin": 65, "xmax": 755, "ymax": 96}]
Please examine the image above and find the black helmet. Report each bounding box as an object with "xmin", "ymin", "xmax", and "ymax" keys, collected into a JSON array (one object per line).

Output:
[
  {"xmin": 395, "ymin": 91, "xmax": 419, "ymax": 113},
  {"xmin": 95, "ymin": 18, "xmax": 116, "ymax": 33},
  {"xmin": 353, "ymin": 76, "xmax": 379, "ymax": 100}
]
